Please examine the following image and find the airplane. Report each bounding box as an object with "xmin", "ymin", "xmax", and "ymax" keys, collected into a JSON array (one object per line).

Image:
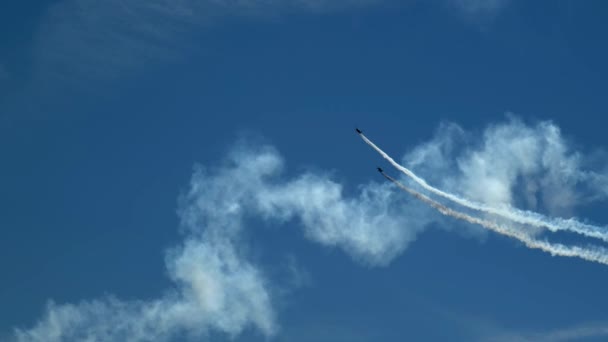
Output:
[
  {"xmin": 355, "ymin": 128, "xmax": 362, "ymax": 134},
  {"xmin": 377, "ymin": 167, "xmax": 383, "ymax": 173}
]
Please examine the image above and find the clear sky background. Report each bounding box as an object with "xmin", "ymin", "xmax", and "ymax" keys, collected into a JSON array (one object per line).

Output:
[{"xmin": 2, "ymin": 1, "xmax": 608, "ymax": 341}]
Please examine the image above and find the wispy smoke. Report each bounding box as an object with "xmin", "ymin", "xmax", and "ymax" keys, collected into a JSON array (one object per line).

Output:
[
  {"xmin": 13, "ymin": 118, "xmax": 608, "ymax": 341},
  {"xmin": 359, "ymin": 121, "xmax": 608, "ymax": 243},
  {"xmin": 359, "ymin": 118, "xmax": 608, "ymax": 265},
  {"xmin": 382, "ymin": 171, "xmax": 608, "ymax": 265},
  {"xmin": 13, "ymin": 142, "xmax": 433, "ymax": 341},
  {"xmin": 16, "ymin": 213, "xmax": 277, "ymax": 340}
]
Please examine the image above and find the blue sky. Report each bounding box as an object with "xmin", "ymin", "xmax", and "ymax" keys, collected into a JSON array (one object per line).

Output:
[{"xmin": 2, "ymin": 1, "xmax": 608, "ymax": 341}]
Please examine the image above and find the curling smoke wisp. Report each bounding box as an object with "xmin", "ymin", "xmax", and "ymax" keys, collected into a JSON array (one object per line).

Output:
[
  {"xmin": 380, "ymin": 171, "xmax": 608, "ymax": 265},
  {"xmin": 360, "ymin": 133, "xmax": 608, "ymax": 243}
]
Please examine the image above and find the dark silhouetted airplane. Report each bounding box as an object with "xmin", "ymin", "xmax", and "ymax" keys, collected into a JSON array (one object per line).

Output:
[
  {"xmin": 377, "ymin": 167, "xmax": 383, "ymax": 173},
  {"xmin": 355, "ymin": 128, "xmax": 362, "ymax": 134}
]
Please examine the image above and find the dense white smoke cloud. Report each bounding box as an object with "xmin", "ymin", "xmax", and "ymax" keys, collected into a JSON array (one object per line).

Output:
[
  {"xmin": 14, "ymin": 141, "xmax": 433, "ymax": 341},
  {"xmin": 13, "ymin": 118, "xmax": 608, "ymax": 341},
  {"xmin": 404, "ymin": 118, "xmax": 608, "ymax": 215},
  {"xmin": 360, "ymin": 117, "xmax": 608, "ymax": 263},
  {"xmin": 383, "ymin": 172, "xmax": 608, "ymax": 265},
  {"xmin": 15, "ymin": 232, "xmax": 277, "ymax": 341},
  {"xmin": 362, "ymin": 118, "xmax": 608, "ymax": 242},
  {"xmin": 182, "ymin": 143, "xmax": 432, "ymax": 266}
]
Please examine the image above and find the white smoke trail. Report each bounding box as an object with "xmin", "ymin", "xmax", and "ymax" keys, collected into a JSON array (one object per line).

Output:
[
  {"xmin": 360, "ymin": 133, "xmax": 608, "ymax": 243},
  {"xmin": 380, "ymin": 171, "xmax": 608, "ymax": 265}
]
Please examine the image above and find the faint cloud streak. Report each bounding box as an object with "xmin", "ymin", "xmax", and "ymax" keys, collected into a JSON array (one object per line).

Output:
[
  {"xmin": 485, "ymin": 321, "xmax": 608, "ymax": 342},
  {"xmin": 31, "ymin": 0, "xmax": 384, "ymax": 90},
  {"xmin": 451, "ymin": 0, "xmax": 509, "ymax": 14}
]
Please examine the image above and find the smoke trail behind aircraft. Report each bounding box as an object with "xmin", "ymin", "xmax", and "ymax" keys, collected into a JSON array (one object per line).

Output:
[
  {"xmin": 359, "ymin": 132, "xmax": 608, "ymax": 243},
  {"xmin": 380, "ymin": 170, "xmax": 608, "ymax": 265}
]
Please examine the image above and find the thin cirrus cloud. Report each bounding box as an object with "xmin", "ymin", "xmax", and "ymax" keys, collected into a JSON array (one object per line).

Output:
[
  {"xmin": 444, "ymin": 308, "xmax": 608, "ymax": 342},
  {"xmin": 28, "ymin": 0, "xmax": 511, "ymax": 90},
  {"xmin": 30, "ymin": 0, "xmax": 384, "ymax": 88},
  {"xmin": 13, "ymin": 117, "xmax": 607, "ymax": 341},
  {"xmin": 449, "ymin": 0, "xmax": 509, "ymax": 15},
  {"xmin": 485, "ymin": 321, "xmax": 608, "ymax": 342}
]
